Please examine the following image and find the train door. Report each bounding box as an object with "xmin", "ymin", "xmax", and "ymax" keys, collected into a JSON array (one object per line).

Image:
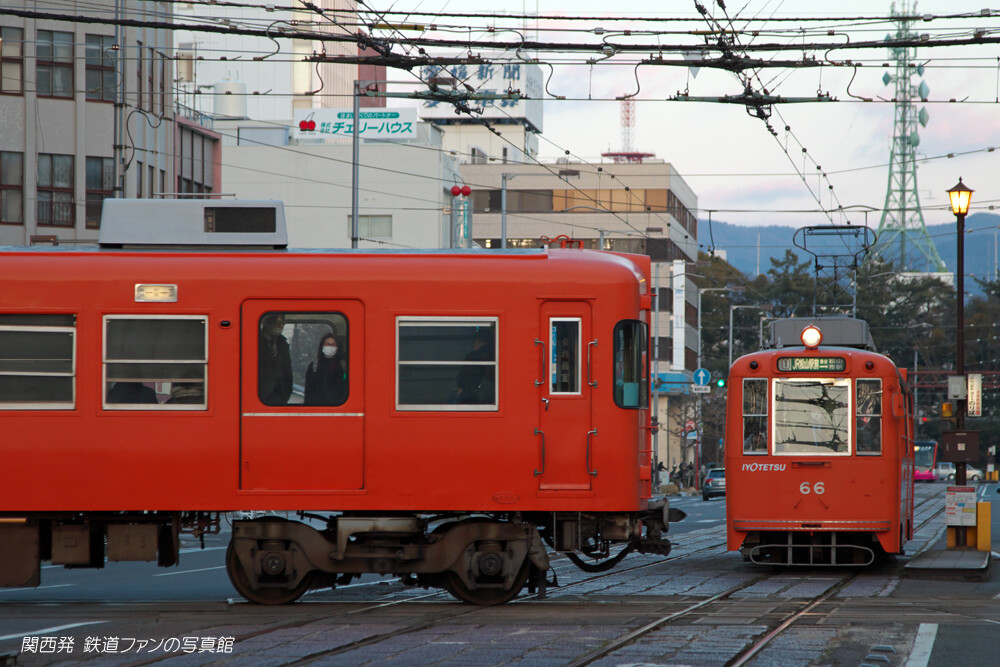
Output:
[
  {"xmin": 537, "ymin": 301, "xmax": 594, "ymax": 491},
  {"xmin": 240, "ymin": 299, "xmax": 365, "ymax": 491}
]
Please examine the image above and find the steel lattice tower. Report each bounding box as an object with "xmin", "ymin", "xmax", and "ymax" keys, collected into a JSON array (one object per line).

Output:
[{"xmin": 873, "ymin": 0, "xmax": 946, "ymax": 272}]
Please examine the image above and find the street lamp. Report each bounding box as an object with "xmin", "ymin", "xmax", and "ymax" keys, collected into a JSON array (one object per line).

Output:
[{"xmin": 946, "ymin": 177, "xmax": 973, "ymax": 490}]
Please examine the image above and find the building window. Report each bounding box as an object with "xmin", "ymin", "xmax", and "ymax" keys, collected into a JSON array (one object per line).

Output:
[
  {"xmin": 147, "ymin": 46, "xmax": 154, "ymax": 112},
  {"xmin": 37, "ymin": 30, "xmax": 74, "ymax": 98},
  {"xmin": 349, "ymin": 214, "xmax": 392, "ymax": 239},
  {"xmin": 0, "ymin": 314, "xmax": 76, "ymax": 410},
  {"xmin": 85, "ymin": 34, "xmax": 115, "ymax": 102},
  {"xmin": 396, "ymin": 317, "xmax": 498, "ymax": 411},
  {"xmin": 177, "ymin": 126, "xmax": 215, "ymax": 197},
  {"xmin": 85, "ymin": 156, "xmax": 114, "ymax": 229},
  {"xmin": 1, "ymin": 151, "xmax": 23, "ymax": 224},
  {"xmin": 103, "ymin": 316, "xmax": 207, "ymax": 410},
  {"xmin": 1, "ymin": 27, "xmax": 24, "ymax": 95},
  {"xmin": 158, "ymin": 53, "xmax": 165, "ymax": 115},
  {"xmin": 135, "ymin": 41, "xmax": 143, "ymax": 110},
  {"xmin": 136, "ymin": 160, "xmax": 143, "ymax": 198},
  {"xmin": 37, "ymin": 154, "xmax": 74, "ymax": 226},
  {"xmin": 148, "ymin": 164, "xmax": 154, "ymax": 198}
]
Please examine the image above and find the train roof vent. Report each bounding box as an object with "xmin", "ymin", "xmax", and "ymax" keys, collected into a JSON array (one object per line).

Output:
[
  {"xmin": 98, "ymin": 199, "xmax": 287, "ymax": 249},
  {"xmin": 766, "ymin": 316, "xmax": 876, "ymax": 351}
]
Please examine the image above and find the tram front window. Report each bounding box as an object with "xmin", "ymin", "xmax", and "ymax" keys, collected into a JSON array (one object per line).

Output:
[{"xmin": 773, "ymin": 378, "xmax": 850, "ymax": 455}]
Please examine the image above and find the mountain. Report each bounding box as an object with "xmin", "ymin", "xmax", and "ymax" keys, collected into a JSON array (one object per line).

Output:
[{"xmin": 698, "ymin": 212, "xmax": 1000, "ymax": 291}]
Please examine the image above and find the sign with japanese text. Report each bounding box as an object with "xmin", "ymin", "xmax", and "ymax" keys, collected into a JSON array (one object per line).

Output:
[
  {"xmin": 777, "ymin": 357, "xmax": 847, "ymax": 372},
  {"xmin": 945, "ymin": 486, "xmax": 977, "ymax": 526},
  {"xmin": 967, "ymin": 373, "xmax": 982, "ymax": 417},
  {"xmin": 417, "ymin": 62, "xmax": 544, "ymax": 132},
  {"xmin": 293, "ymin": 108, "xmax": 417, "ymax": 140}
]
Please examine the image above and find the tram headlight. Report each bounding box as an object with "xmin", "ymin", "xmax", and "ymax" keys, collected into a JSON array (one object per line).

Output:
[{"xmin": 800, "ymin": 325, "xmax": 822, "ymax": 349}]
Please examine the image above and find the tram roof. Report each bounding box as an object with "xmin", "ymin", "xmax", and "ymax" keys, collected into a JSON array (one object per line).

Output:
[{"xmin": 765, "ymin": 317, "xmax": 876, "ymax": 352}]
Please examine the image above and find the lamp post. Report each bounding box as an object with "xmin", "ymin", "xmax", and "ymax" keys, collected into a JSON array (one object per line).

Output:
[
  {"xmin": 729, "ymin": 304, "xmax": 766, "ymax": 368},
  {"xmin": 696, "ymin": 286, "xmax": 741, "ymax": 487},
  {"xmin": 947, "ymin": 178, "xmax": 973, "ymax": 491}
]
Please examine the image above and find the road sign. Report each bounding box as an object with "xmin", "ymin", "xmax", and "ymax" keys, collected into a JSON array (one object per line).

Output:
[
  {"xmin": 693, "ymin": 368, "xmax": 711, "ymax": 386},
  {"xmin": 968, "ymin": 373, "xmax": 982, "ymax": 417},
  {"xmin": 692, "ymin": 385, "xmax": 710, "ymax": 394},
  {"xmin": 685, "ymin": 419, "xmax": 697, "ymax": 432}
]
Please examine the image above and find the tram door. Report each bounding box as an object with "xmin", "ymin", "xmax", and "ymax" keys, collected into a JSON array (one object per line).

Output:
[
  {"xmin": 537, "ymin": 301, "xmax": 594, "ymax": 491},
  {"xmin": 240, "ymin": 299, "xmax": 365, "ymax": 491}
]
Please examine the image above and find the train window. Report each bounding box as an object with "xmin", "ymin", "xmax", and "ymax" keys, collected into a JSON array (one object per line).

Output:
[
  {"xmin": 257, "ymin": 312, "xmax": 348, "ymax": 406},
  {"xmin": 550, "ymin": 319, "xmax": 580, "ymax": 394},
  {"xmin": 396, "ymin": 317, "xmax": 497, "ymax": 411},
  {"xmin": 773, "ymin": 377, "xmax": 851, "ymax": 455},
  {"xmin": 613, "ymin": 320, "xmax": 648, "ymax": 409},
  {"xmin": 742, "ymin": 378, "xmax": 767, "ymax": 454},
  {"xmin": 0, "ymin": 314, "xmax": 75, "ymax": 409},
  {"xmin": 104, "ymin": 316, "xmax": 207, "ymax": 410},
  {"xmin": 856, "ymin": 379, "xmax": 882, "ymax": 455}
]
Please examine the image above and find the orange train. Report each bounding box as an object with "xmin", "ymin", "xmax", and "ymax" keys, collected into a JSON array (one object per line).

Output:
[
  {"xmin": 724, "ymin": 318, "xmax": 914, "ymax": 565},
  {"xmin": 0, "ymin": 200, "xmax": 681, "ymax": 605}
]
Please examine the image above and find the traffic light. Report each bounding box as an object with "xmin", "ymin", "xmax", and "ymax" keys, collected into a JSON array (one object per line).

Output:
[{"xmin": 716, "ymin": 378, "xmax": 726, "ymax": 388}]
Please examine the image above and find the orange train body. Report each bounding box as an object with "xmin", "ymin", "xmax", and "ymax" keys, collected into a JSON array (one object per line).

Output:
[
  {"xmin": 0, "ymin": 241, "xmax": 678, "ymax": 603},
  {"xmin": 724, "ymin": 324, "xmax": 914, "ymax": 566}
]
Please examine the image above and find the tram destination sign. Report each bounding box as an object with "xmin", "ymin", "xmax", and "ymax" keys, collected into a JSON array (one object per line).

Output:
[{"xmin": 777, "ymin": 357, "xmax": 847, "ymax": 372}]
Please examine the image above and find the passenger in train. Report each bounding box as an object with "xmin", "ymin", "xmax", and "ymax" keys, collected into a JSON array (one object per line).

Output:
[
  {"xmin": 107, "ymin": 381, "xmax": 158, "ymax": 404},
  {"xmin": 167, "ymin": 382, "xmax": 204, "ymax": 404},
  {"xmin": 304, "ymin": 334, "xmax": 348, "ymax": 406},
  {"xmin": 258, "ymin": 313, "xmax": 293, "ymax": 405},
  {"xmin": 455, "ymin": 328, "xmax": 495, "ymax": 404},
  {"xmin": 743, "ymin": 430, "xmax": 767, "ymax": 453}
]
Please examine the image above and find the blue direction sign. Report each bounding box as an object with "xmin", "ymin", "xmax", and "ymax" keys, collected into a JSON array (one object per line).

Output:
[{"xmin": 693, "ymin": 368, "xmax": 711, "ymax": 386}]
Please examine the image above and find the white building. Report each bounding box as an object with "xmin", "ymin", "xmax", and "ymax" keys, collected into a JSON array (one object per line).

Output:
[
  {"xmin": 216, "ymin": 119, "xmax": 460, "ymax": 249},
  {"xmin": 0, "ymin": 0, "xmax": 174, "ymax": 245},
  {"xmin": 172, "ymin": 0, "xmax": 361, "ymax": 121}
]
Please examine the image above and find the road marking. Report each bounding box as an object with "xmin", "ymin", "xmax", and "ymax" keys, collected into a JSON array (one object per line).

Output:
[
  {"xmin": 0, "ymin": 621, "xmax": 106, "ymax": 643},
  {"xmin": 0, "ymin": 583, "xmax": 75, "ymax": 593},
  {"xmin": 154, "ymin": 565, "xmax": 227, "ymax": 577},
  {"xmin": 904, "ymin": 623, "xmax": 937, "ymax": 667},
  {"xmin": 696, "ymin": 519, "xmax": 718, "ymax": 523},
  {"xmin": 179, "ymin": 545, "xmax": 228, "ymax": 554}
]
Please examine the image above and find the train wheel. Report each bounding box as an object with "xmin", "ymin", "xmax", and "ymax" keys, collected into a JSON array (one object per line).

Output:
[
  {"xmin": 445, "ymin": 559, "xmax": 529, "ymax": 606},
  {"xmin": 225, "ymin": 542, "xmax": 312, "ymax": 605}
]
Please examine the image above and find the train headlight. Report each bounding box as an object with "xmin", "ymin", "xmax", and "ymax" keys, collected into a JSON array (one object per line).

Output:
[{"xmin": 801, "ymin": 325, "xmax": 822, "ymax": 349}]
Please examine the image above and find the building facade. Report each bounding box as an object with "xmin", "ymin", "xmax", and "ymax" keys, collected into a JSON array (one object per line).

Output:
[
  {"xmin": 216, "ymin": 119, "xmax": 460, "ymax": 249},
  {"xmin": 0, "ymin": 0, "xmax": 179, "ymax": 245},
  {"xmin": 172, "ymin": 0, "xmax": 372, "ymax": 122}
]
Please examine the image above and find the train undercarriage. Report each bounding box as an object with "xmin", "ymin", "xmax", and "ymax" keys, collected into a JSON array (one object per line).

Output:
[
  {"xmin": 0, "ymin": 501, "xmax": 684, "ymax": 605},
  {"xmin": 738, "ymin": 530, "xmax": 890, "ymax": 566}
]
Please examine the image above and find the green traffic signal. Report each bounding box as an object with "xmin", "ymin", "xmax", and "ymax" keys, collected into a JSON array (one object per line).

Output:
[{"xmin": 716, "ymin": 378, "xmax": 726, "ymax": 388}]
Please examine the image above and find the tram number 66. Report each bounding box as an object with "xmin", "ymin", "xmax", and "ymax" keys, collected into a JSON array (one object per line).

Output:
[{"xmin": 799, "ymin": 481, "xmax": 826, "ymax": 495}]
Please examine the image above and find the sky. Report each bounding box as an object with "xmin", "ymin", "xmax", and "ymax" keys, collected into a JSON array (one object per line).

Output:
[{"xmin": 376, "ymin": 1, "xmax": 1000, "ymax": 228}]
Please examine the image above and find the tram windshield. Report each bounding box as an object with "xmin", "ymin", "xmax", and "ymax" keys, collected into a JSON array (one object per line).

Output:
[{"xmin": 773, "ymin": 377, "xmax": 850, "ymax": 455}]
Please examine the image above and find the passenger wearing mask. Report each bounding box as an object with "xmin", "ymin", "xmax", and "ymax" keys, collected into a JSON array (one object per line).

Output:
[
  {"xmin": 259, "ymin": 313, "xmax": 293, "ymax": 405},
  {"xmin": 305, "ymin": 333, "xmax": 348, "ymax": 406}
]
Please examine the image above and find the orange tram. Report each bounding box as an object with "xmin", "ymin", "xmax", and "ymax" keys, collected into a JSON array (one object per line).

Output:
[
  {"xmin": 724, "ymin": 317, "xmax": 914, "ymax": 566},
  {"xmin": 0, "ymin": 200, "xmax": 681, "ymax": 606}
]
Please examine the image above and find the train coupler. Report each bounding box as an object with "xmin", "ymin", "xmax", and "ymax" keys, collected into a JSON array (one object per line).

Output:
[{"xmin": 636, "ymin": 538, "xmax": 672, "ymax": 557}]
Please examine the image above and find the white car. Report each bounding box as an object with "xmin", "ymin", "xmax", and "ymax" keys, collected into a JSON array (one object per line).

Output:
[{"xmin": 934, "ymin": 461, "xmax": 983, "ymax": 482}]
